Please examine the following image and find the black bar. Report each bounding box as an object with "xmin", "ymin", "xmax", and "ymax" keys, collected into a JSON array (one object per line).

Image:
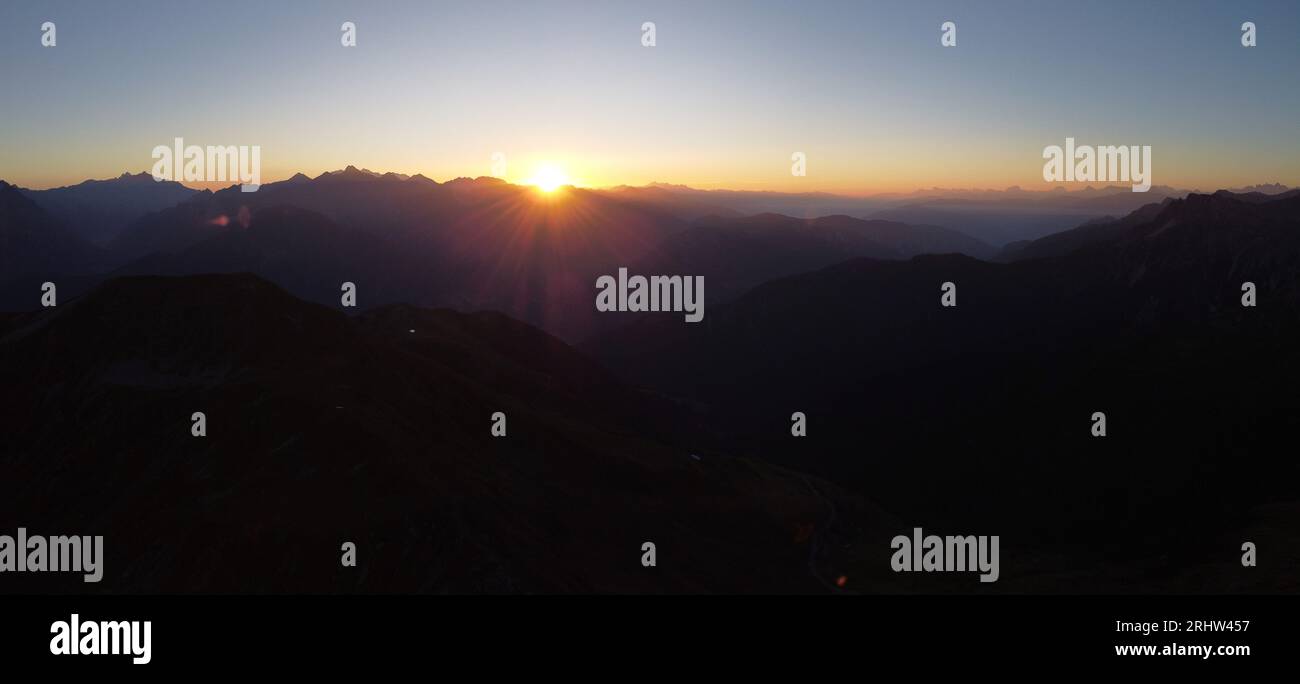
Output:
[{"xmin": 0, "ymin": 594, "xmax": 1288, "ymax": 670}]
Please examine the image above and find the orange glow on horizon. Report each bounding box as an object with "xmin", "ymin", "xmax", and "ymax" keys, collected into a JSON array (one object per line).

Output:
[{"xmin": 525, "ymin": 163, "xmax": 572, "ymax": 193}]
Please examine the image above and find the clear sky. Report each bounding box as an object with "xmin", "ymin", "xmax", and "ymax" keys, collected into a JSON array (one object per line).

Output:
[{"xmin": 2, "ymin": 0, "xmax": 1297, "ymax": 192}]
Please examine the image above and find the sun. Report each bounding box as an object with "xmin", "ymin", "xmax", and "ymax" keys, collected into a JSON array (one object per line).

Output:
[{"xmin": 527, "ymin": 164, "xmax": 570, "ymax": 193}]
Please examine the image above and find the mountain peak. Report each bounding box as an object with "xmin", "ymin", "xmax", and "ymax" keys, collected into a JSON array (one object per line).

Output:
[
  {"xmin": 315, "ymin": 166, "xmax": 389, "ymax": 181},
  {"xmin": 117, "ymin": 171, "xmax": 162, "ymax": 184},
  {"xmin": 443, "ymin": 176, "xmax": 506, "ymax": 188}
]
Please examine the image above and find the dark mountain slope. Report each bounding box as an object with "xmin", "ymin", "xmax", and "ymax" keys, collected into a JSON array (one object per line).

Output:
[
  {"xmin": 995, "ymin": 200, "xmax": 1172, "ymax": 262},
  {"xmin": 21, "ymin": 172, "xmax": 196, "ymax": 245},
  {"xmin": 610, "ymin": 212, "xmax": 993, "ymax": 319},
  {"xmin": 0, "ymin": 181, "xmax": 103, "ymax": 277},
  {"xmin": 0, "ymin": 273, "xmax": 900, "ymax": 593},
  {"xmin": 1001, "ymin": 189, "xmax": 1300, "ymax": 264},
  {"xmin": 587, "ymin": 192, "xmax": 1300, "ymax": 589},
  {"xmin": 0, "ymin": 181, "xmax": 107, "ymax": 310}
]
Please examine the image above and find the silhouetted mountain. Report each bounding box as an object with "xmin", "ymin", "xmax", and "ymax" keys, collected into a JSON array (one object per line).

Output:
[
  {"xmin": 113, "ymin": 204, "xmax": 393, "ymax": 306},
  {"xmin": 1212, "ymin": 187, "xmax": 1300, "ymax": 204},
  {"xmin": 0, "ymin": 273, "xmax": 901, "ymax": 593},
  {"xmin": 108, "ymin": 170, "xmax": 465, "ymax": 264},
  {"xmin": 625, "ymin": 212, "xmax": 994, "ymax": 307},
  {"xmin": 94, "ymin": 172, "xmax": 1003, "ymax": 341},
  {"xmin": 102, "ymin": 175, "xmax": 689, "ymax": 341},
  {"xmin": 595, "ymin": 185, "xmax": 889, "ymax": 219},
  {"xmin": 1061, "ymin": 185, "xmax": 1188, "ymax": 213},
  {"xmin": 866, "ymin": 186, "xmax": 1188, "ymax": 246},
  {"xmin": 599, "ymin": 183, "xmax": 1196, "ymax": 241},
  {"xmin": 995, "ymin": 200, "xmax": 1173, "ymax": 262},
  {"xmin": 586, "ymin": 191, "xmax": 1300, "ymax": 590},
  {"xmin": 20, "ymin": 172, "xmax": 196, "ymax": 245},
  {"xmin": 870, "ymin": 184, "xmax": 1191, "ymax": 204},
  {"xmin": 14, "ymin": 168, "xmax": 1288, "ymax": 358},
  {"xmin": 105, "ymin": 189, "xmax": 226, "ymax": 263},
  {"xmin": 865, "ymin": 202, "xmax": 1108, "ymax": 247},
  {"xmin": 315, "ymin": 165, "xmax": 390, "ymax": 182},
  {"xmin": 999, "ymin": 189, "xmax": 1300, "ymax": 263},
  {"xmin": 596, "ymin": 185, "xmax": 745, "ymax": 221},
  {"xmin": 694, "ymin": 213, "xmax": 993, "ymax": 258},
  {"xmin": 0, "ymin": 181, "xmax": 106, "ymax": 309},
  {"xmin": 1228, "ymin": 183, "xmax": 1291, "ymax": 195}
]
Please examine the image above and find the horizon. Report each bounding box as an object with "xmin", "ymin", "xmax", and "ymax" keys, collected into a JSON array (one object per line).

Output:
[
  {"xmin": 3, "ymin": 0, "xmax": 1299, "ymax": 193},
  {"xmin": 9, "ymin": 166, "xmax": 1293, "ymax": 199}
]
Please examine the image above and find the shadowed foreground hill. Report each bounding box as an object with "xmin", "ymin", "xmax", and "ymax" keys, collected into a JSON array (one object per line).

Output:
[{"xmin": 0, "ymin": 273, "xmax": 902, "ymax": 593}]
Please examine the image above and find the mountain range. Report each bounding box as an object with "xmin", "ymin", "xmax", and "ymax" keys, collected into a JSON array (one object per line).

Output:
[
  {"xmin": 4, "ymin": 170, "xmax": 1004, "ymax": 340},
  {"xmin": 2, "ymin": 171, "xmax": 1298, "ymax": 592},
  {"xmin": 20, "ymin": 172, "xmax": 196, "ymax": 246}
]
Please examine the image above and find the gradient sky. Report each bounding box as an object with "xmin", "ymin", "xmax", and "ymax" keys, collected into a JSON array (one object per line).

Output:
[{"xmin": 2, "ymin": 0, "xmax": 1298, "ymax": 192}]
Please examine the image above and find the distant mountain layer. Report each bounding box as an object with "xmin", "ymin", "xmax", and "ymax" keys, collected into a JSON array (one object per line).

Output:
[
  {"xmin": 3, "ymin": 169, "xmax": 1294, "ymax": 345},
  {"xmin": 20, "ymin": 172, "xmax": 195, "ymax": 245},
  {"xmin": 3, "ymin": 169, "xmax": 998, "ymax": 342},
  {"xmin": 629, "ymin": 213, "xmax": 994, "ymax": 305},
  {"xmin": 596, "ymin": 181, "xmax": 1225, "ymax": 224}
]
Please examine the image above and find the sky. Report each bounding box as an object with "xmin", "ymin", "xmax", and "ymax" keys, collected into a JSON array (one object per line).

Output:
[{"xmin": 1, "ymin": 0, "xmax": 1298, "ymax": 193}]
